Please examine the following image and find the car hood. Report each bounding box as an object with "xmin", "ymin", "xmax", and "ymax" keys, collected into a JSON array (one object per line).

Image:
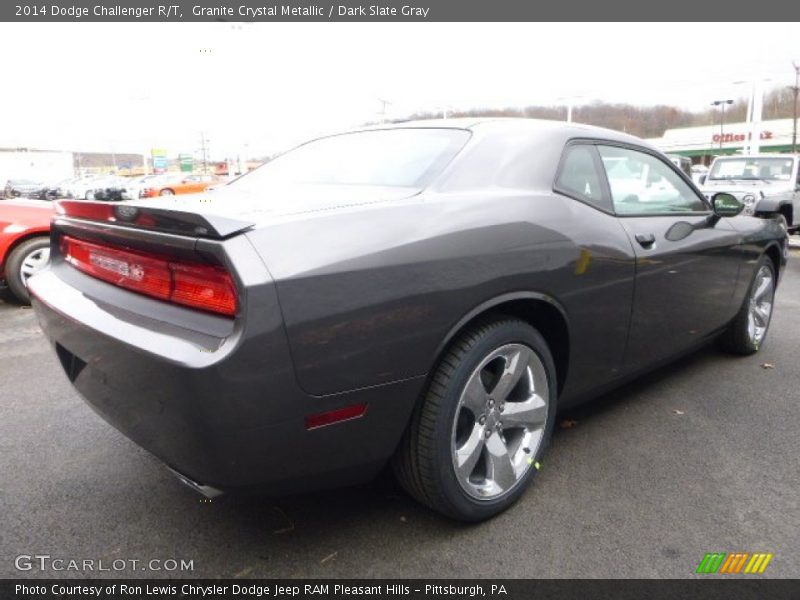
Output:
[
  {"xmin": 701, "ymin": 180, "xmax": 792, "ymax": 193},
  {"xmin": 128, "ymin": 184, "xmax": 421, "ymax": 226},
  {"xmin": 0, "ymin": 198, "xmax": 56, "ymax": 212},
  {"xmin": 0, "ymin": 199, "xmax": 54, "ymax": 230}
]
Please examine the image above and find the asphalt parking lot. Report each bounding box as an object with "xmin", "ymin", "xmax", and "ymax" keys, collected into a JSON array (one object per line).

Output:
[{"xmin": 1, "ymin": 252, "xmax": 799, "ymax": 580}]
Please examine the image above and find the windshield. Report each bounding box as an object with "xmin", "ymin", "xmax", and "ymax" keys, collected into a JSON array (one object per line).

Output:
[
  {"xmin": 228, "ymin": 128, "xmax": 470, "ymax": 194},
  {"xmin": 708, "ymin": 157, "xmax": 795, "ymax": 181}
]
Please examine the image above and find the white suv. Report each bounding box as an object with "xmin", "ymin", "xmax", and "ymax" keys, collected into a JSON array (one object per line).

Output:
[{"xmin": 701, "ymin": 154, "xmax": 800, "ymax": 232}]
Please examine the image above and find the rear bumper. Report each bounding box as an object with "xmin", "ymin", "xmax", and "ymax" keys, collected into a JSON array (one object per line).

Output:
[{"xmin": 29, "ymin": 262, "xmax": 423, "ymax": 495}]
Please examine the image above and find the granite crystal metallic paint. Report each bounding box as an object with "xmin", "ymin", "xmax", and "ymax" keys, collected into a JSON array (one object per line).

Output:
[{"xmin": 28, "ymin": 119, "xmax": 788, "ymax": 506}]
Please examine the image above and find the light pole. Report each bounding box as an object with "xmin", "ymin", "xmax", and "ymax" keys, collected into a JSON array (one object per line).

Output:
[
  {"xmin": 712, "ymin": 99, "xmax": 734, "ymax": 151},
  {"xmin": 791, "ymin": 62, "xmax": 799, "ymax": 154},
  {"xmin": 557, "ymin": 96, "xmax": 584, "ymax": 123},
  {"xmin": 733, "ymin": 78, "xmax": 770, "ymax": 154},
  {"xmin": 378, "ymin": 98, "xmax": 391, "ymax": 123}
]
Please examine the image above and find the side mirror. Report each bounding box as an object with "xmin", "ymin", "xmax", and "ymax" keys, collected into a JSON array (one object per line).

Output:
[
  {"xmin": 712, "ymin": 192, "xmax": 743, "ymax": 218},
  {"xmin": 698, "ymin": 175, "xmax": 707, "ymax": 185}
]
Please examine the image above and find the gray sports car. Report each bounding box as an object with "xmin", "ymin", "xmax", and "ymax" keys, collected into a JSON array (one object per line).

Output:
[{"xmin": 29, "ymin": 119, "xmax": 787, "ymax": 521}]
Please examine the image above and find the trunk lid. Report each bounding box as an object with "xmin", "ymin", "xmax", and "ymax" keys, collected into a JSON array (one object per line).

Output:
[{"xmin": 126, "ymin": 183, "xmax": 418, "ymax": 224}]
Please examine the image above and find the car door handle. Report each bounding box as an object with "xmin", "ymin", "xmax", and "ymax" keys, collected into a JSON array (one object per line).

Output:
[{"xmin": 635, "ymin": 233, "xmax": 656, "ymax": 247}]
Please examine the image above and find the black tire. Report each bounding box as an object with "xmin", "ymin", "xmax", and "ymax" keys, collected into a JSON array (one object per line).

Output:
[
  {"xmin": 392, "ymin": 317, "xmax": 558, "ymax": 521},
  {"xmin": 776, "ymin": 213, "xmax": 789, "ymax": 233},
  {"xmin": 4, "ymin": 237, "xmax": 50, "ymax": 304},
  {"xmin": 720, "ymin": 254, "xmax": 776, "ymax": 355}
]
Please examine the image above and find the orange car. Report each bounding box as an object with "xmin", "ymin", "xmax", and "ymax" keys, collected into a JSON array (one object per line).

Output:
[{"xmin": 140, "ymin": 174, "xmax": 223, "ymax": 198}]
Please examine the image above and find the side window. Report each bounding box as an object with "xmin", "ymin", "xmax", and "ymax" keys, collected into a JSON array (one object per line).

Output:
[
  {"xmin": 598, "ymin": 145, "xmax": 708, "ymax": 215},
  {"xmin": 554, "ymin": 144, "xmax": 611, "ymax": 212}
]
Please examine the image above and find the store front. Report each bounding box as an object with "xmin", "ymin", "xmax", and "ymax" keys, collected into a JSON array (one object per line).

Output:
[{"xmin": 646, "ymin": 118, "xmax": 798, "ymax": 165}]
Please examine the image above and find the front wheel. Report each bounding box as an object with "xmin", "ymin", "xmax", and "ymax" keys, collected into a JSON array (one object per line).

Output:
[
  {"xmin": 721, "ymin": 254, "xmax": 776, "ymax": 355},
  {"xmin": 4, "ymin": 237, "xmax": 51, "ymax": 304},
  {"xmin": 393, "ymin": 318, "xmax": 557, "ymax": 521},
  {"xmin": 159, "ymin": 188, "xmax": 174, "ymax": 196}
]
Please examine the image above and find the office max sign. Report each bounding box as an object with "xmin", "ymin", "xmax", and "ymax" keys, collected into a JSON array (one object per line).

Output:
[{"xmin": 712, "ymin": 130, "xmax": 774, "ymax": 143}]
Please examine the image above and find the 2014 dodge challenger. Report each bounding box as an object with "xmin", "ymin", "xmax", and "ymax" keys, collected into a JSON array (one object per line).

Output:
[{"xmin": 29, "ymin": 119, "xmax": 787, "ymax": 521}]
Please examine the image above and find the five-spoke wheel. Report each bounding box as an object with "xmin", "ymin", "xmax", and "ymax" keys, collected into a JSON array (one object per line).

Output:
[
  {"xmin": 722, "ymin": 254, "xmax": 776, "ymax": 355},
  {"xmin": 747, "ymin": 264, "xmax": 774, "ymax": 347},
  {"xmin": 452, "ymin": 343, "xmax": 548, "ymax": 500},
  {"xmin": 393, "ymin": 318, "xmax": 556, "ymax": 521}
]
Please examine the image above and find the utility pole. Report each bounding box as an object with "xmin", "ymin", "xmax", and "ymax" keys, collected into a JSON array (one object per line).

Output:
[
  {"xmin": 199, "ymin": 132, "xmax": 209, "ymax": 174},
  {"xmin": 378, "ymin": 99, "xmax": 391, "ymax": 124},
  {"xmin": 791, "ymin": 61, "xmax": 799, "ymax": 154},
  {"xmin": 712, "ymin": 99, "xmax": 734, "ymax": 151}
]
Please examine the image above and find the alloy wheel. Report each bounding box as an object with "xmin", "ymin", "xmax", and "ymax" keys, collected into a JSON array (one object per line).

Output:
[
  {"xmin": 19, "ymin": 247, "xmax": 50, "ymax": 287},
  {"xmin": 747, "ymin": 264, "xmax": 774, "ymax": 346},
  {"xmin": 451, "ymin": 343, "xmax": 548, "ymax": 500}
]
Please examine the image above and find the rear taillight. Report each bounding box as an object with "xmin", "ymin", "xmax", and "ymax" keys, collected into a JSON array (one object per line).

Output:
[{"xmin": 60, "ymin": 236, "xmax": 237, "ymax": 317}]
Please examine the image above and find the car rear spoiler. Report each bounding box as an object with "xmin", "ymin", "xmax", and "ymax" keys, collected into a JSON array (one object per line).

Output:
[{"xmin": 55, "ymin": 200, "xmax": 255, "ymax": 240}]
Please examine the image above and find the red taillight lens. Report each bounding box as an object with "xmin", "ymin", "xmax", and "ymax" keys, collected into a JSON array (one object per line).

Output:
[
  {"xmin": 60, "ymin": 236, "xmax": 237, "ymax": 317},
  {"xmin": 170, "ymin": 262, "xmax": 239, "ymax": 316}
]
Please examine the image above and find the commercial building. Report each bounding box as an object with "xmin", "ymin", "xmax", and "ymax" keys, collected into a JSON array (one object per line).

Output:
[
  {"xmin": 646, "ymin": 118, "xmax": 798, "ymax": 164},
  {"xmin": 0, "ymin": 148, "xmax": 74, "ymax": 184}
]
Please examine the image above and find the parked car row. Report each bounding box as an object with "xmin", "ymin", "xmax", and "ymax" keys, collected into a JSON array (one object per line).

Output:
[
  {"xmin": 69, "ymin": 173, "xmax": 223, "ymax": 201},
  {"xmin": 3, "ymin": 178, "xmax": 74, "ymax": 201},
  {"xmin": 3, "ymin": 172, "xmax": 224, "ymax": 202}
]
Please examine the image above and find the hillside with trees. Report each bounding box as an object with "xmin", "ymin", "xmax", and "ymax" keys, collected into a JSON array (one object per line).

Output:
[{"xmin": 400, "ymin": 87, "xmax": 797, "ymax": 139}]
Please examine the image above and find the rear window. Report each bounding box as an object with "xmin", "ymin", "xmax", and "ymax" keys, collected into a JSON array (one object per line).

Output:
[{"xmin": 228, "ymin": 128, "xmax": 470, "ymax": 193}]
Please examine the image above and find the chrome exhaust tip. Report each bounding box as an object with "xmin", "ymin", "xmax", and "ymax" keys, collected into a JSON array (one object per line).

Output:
[{"xmin": 166, "ymin": 466, "xmax": 224, "ymax": 499}]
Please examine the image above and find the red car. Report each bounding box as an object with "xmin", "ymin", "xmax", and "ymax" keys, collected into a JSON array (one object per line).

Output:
[{"xmin": 0, "ymin": 199, "xmax": 54, "ymax": 303}]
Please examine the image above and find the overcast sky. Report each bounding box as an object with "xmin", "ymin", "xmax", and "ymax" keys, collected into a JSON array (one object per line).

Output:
[{"xmin": 1, "ymin": 22, "xmax": 797, "ymax": 159}]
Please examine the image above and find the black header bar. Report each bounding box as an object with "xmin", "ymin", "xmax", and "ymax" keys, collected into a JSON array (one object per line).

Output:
[{"xmin": 3, "ymin": 0, "xmax": 800, "ymax": 21}]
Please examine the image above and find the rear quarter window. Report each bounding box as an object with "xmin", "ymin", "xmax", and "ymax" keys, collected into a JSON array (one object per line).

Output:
[{"xmin": 554, "ymin": 144, "xmax": 612, "ymax": 213}]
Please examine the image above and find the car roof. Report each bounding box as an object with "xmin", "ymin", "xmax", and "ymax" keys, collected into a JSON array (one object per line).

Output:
[
  {"xmin": 364, "ymin": 117, "xmax": 640, "ymax": 141},
  {"xmin": 349, "ymin": 117, "xmax": 652, "ymax": 150}
]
